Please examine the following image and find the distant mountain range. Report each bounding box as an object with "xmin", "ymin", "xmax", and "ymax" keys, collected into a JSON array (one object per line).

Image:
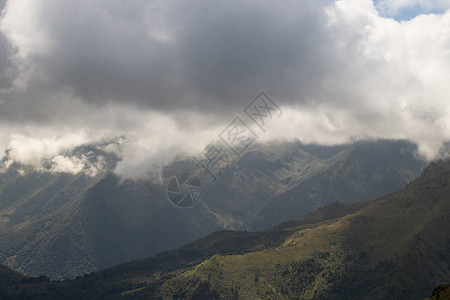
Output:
[
  {"xmin": 0, "ymin": 157, "xmax": 448, "ymax": 299},
  {"xmin": 0, "ymin": 139, "xmax": 426, "ymax": 279}
]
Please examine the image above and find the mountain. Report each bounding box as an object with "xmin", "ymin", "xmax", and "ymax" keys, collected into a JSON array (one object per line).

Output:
[
  {"xmin": 428, "ymin": 283, "xmax": 450, "ymax": 300},
  {"xmin": 241, "ymin": 139, "xmax": 426, "ymax": 230},
  {"xmin": 0, "ymin": 139, "xmax": 426, "ymax": 279},
  {"xmin": 122, "ymin": 158, "xmax": 447, "ymax": 299},
  {"xmin": 0, "ymin": 158, "xmax": 448, "ymax": 299}
]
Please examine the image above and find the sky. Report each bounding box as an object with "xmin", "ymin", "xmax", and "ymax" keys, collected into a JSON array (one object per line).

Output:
[
  {"xmin": 0, "ymin": 0, "xmax": 450, "ymax": 177},
  {"xmin": 374, "ymin": 0, "xmax": 450, "ymax": 20}
]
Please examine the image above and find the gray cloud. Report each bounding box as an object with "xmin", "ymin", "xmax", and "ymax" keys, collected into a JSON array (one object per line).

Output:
[
  {"xmin": 0, "ymin": 0, "xmax": 449, "ymax": 176},
  {"xmin": 0, "ymin": 0, "xmax": 334, "ymax": 117},
  {"xmin": 0, "ymin": 0, "xmax": 14, "ymax": 89}
]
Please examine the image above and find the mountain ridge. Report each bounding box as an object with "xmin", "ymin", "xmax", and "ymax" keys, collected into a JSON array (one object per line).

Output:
[
  {"xmin": 0, "ymin": 139, "xmax": 427, "ymax": 279},
  {"xmin": 0, "ymin": 158, "xmax": 448, "ymax": 298}
]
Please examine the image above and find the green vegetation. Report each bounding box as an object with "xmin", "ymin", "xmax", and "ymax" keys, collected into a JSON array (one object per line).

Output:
[
  {"xmin": 0, "ymin": 140, "xmax": 425, "ymax": 279},
  {"xmin": 0, "ymin": 157, "xmax": 448, "ymax": 298}
]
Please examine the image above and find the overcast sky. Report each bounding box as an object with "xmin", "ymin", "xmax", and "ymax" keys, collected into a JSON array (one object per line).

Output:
[{"xmin": 0, "ymin": 0, "xmax": 449, "ymax": 177}]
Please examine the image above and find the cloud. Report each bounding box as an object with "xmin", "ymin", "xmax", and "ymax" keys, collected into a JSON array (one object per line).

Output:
[
  {"xmin": 50, "ymin": 155, "xmax": 89, "ymax": 175},
  {"xmin": 0, "ymin": 105, "xmax": 223, "ymax": 177},
  {"xmin": 0, "ymin": 0, "xmax": 449, "ymax": 177},
  {"xmin": 0, "ymin": 0, "xmax": 331, "ymax": 115}
]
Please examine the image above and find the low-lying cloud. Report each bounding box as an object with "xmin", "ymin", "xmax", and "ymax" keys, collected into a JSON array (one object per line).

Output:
[{"xmin": 0, "ymin": 0, "xmax": 449, "ymax": 177}]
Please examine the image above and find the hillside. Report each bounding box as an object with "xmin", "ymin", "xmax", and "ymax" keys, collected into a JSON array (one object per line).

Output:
[
  {"xmin": 0, "ymin": 158, "xmax": 448, "ymax": 299},
  {"xmin": 142, "ymin": 158, "xmax": 448, "ymax": 299},
  {"xmin": 0, "ymin": 139, "xmax": 426, "ymax": 279},
  {"xmin": 428, "ymin": 283, "xmax": 450, "ymax": 300}
]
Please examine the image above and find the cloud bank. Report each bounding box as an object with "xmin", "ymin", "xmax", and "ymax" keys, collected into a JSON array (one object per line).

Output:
[{"xmin": 0, "ymin": 0, "xmax": 449, "ymax": 177}]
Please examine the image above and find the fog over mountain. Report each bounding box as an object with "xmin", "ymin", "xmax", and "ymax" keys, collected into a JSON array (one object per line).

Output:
[{"xmin": 0, "ymin": 0, "xmax": 450, "ymax": 177}]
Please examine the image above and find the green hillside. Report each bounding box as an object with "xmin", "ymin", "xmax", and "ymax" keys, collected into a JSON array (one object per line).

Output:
[
  {"xmin": 0, "ymin": 158, "xmax": 448, "ymax": 299},
  {"xmin": 0, "ymin": 140, "xmax": 426, "ymax": 279}
]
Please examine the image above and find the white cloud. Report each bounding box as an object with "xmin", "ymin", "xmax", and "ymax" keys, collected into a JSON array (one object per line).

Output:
[
  {"xmin": 0, "ymin": 0, "xmax": 54, "ymax": 59},
  {"xmin": 50, "ymin": 155, "xmax": 85, "ymax": 174},
  {"xmin": 49, "ymin": 154, "xmax": 108, "ymax": 176},
  {"xmin": 0, "ymin": 106, "xmax": 222, "ymax": 177},
  {"xmin": 4, "ymin": 129, "xmax": 90, "ymax": 164}
]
